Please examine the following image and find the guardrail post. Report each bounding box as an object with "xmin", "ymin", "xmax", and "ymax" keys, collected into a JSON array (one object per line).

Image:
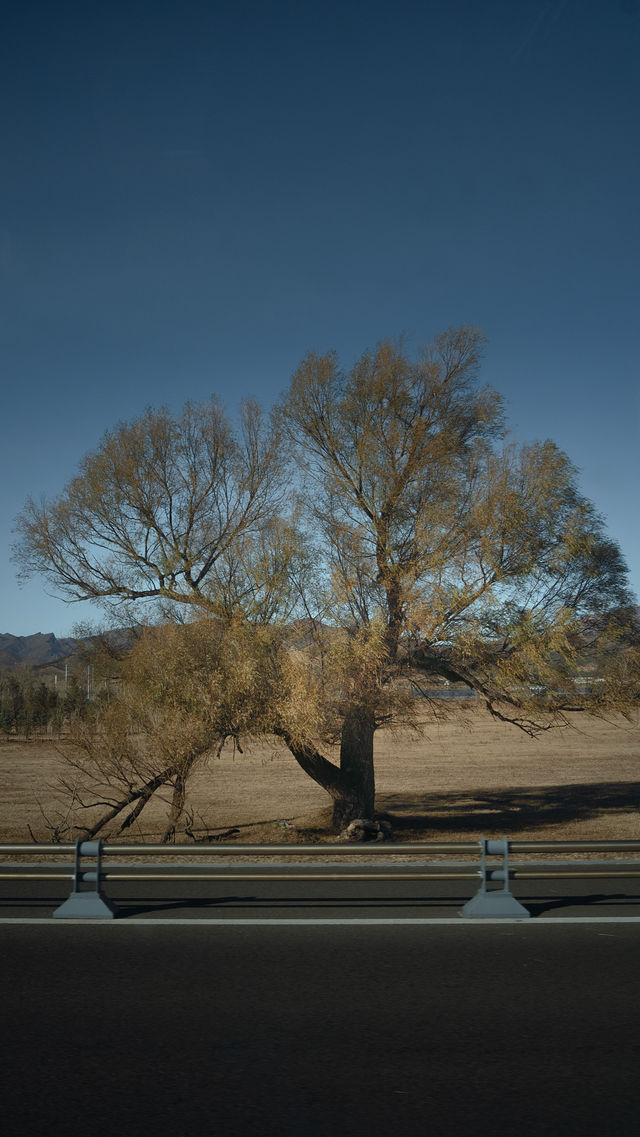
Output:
[
  {"xmin": 53, "ymin": 840, "xmax": 119, "ymax": 919},
  {"xmin": 461, "ymin": 836, "xmax": 530, "ymax": 918}
]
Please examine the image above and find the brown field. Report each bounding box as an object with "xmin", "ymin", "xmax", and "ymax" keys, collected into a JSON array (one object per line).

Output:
[{"xmin": 1, "ymin": 705, "xmax": 638, "ymax": 846}]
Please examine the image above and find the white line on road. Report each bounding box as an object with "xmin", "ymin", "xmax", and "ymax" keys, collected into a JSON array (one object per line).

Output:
[{"xmin": 2, "ymin": 916, "xmax": 640, "ymax": 926}]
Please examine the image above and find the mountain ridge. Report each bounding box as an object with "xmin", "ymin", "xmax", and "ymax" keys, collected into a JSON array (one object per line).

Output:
[
  {"xmin": 0, "ymin": 630, "xmax": 135, "ymax": 669},
  {"xmin": 0, "ymin": 632, "xmax": 81, "ymax": 668}
]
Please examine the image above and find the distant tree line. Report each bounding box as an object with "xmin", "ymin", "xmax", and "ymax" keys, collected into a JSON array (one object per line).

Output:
[{"xmin": 0, "ymin": 671, "xmax": 90, "ymax": 737}]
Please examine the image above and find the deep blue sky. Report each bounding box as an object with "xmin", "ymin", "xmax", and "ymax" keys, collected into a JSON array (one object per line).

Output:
[{"xmin": 1, "ymin": 0, "xmax": 639, "ymax": 637}]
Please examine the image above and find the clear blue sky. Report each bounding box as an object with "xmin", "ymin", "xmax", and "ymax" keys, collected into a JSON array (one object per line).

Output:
[{"xmin": 1, "ymin": 0, "xmax": 639, "ymax": 637}]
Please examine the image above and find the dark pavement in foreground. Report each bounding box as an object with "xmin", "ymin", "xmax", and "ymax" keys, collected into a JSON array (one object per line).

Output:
[{"xmin": 2, "ymin": 920, "xmax": 639, "ymax": 1137}]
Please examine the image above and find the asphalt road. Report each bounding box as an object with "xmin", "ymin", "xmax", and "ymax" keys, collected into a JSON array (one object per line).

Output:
[
  {"xmin": 1, "ymin": 871, "xmax": 640, "ymax": 920},
  {"xmin": 1, "ymin": 921, "xmax": 639, "ymax": 1137}
]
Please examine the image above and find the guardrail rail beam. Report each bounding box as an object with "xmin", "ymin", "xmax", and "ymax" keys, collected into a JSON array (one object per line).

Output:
[{"xmin": 1, "ymin": 836, "xmax": 637, "ymax": 920}]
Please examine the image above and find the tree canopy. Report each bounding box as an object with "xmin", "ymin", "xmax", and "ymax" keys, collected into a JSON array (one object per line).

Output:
[
  {"xmin": 14, "ymin": 397, "xmax": 289, "ymax": 620},
  {"xmin": 282, "ymin": 330, "xmax": 634, "ymax": 700},
  {"xmin": 14, "ymin": 328, "xmax": 639, "ymax": 834}
]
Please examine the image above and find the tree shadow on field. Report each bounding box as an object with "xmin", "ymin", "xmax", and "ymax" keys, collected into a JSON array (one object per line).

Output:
[{"xmin": 377, "ymin": 780, "xmax": 640, "ymax": 836}]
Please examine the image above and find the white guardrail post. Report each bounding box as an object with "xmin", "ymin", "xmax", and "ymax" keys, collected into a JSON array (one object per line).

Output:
[
  {"xmin": 53, "ymin": 840, "xmax": 119, "ymax": 919},
  {"xmin": 461, "ymin": 836, "xmax": 530, "ymax": 918}
]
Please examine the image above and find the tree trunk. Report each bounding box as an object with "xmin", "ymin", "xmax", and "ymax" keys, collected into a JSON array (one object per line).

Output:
[
  {"xmin": 332, "ymin": 707, "xmax": 376, "ymax": 829},
  {"xmin": 162, "ymin": 769, "xmax": 188, "ymax": 844},
  {"xmin": 277, "ymin": 710, "xmax": 377, "ymax": 832}
]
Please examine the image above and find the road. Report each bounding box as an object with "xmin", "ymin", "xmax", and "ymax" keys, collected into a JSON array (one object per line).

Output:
[
  {"xmin": 1, "ymin": 870, "xmax": 640, "ymax": 920},
  {"xmin": 1, "ymin": 919, "xmax": 639, "ymax": 1137}
]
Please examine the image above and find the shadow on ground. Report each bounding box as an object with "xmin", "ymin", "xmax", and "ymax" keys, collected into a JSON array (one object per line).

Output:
[{"xmin": 376, "ymin": 780, "xmax": 640, "ymax": 836}]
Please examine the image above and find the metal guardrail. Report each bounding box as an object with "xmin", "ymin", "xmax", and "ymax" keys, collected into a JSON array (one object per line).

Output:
[{"xmin": 1, "ymin": 837, "xmax": 639, "ymax": 920}]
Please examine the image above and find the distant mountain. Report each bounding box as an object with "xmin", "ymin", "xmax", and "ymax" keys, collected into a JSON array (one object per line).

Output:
[
  {"xmin": 0, "ymin": 632, "xmax": 80, "ymax": 669},
  {"xmin": 0, "ymin": 629, "xmax": 135, "ymax": 670}
]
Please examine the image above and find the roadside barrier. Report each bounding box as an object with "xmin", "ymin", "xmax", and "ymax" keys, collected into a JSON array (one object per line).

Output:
[{"xmin": 1, "ymin": 837, "xmax": 639, "ymax": 920}]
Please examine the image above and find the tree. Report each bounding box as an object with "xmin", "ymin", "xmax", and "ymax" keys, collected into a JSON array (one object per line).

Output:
[
  {"xmin": 14, "ymin": 328, "xmax": 639, "ymax": 832},
  {"xmin": 14, "ymin": 396, "xmax": 288, "ymax": 622},
  {"xmin": 0, "ymin": 668, "xmax": 65, "ymax": 737},
  {"xmin": 277, "ymin": 329, "xmax": 638, "ymax": 824},
  {"xmin": 62, "ymin": 675, "xmax": 87, "ymax": 720},
  {"xmin": 0, "ymin": 674, "xmax": 24, "ymax": 734},
  {"xmin": 45, "ymin": 619, "xmax": 283, "ymax": 842}
]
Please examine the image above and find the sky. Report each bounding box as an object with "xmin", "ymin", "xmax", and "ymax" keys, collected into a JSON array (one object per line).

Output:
[{"xmin": 1, "ymin": 0, "xmax": 639, "ymax": 637}]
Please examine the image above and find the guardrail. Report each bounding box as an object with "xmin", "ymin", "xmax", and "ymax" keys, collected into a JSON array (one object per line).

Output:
[{"xmin": 1, "ymin": 837, "xmax": 639, "ymax": 920}]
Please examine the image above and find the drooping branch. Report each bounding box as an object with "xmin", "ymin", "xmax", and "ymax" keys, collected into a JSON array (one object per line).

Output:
[
  {"xmin": 273, "ymin": 726, "xmax": 345, "ymax": 800},
  {"xmin": 407, "ymin": 642, "xmax": 568, "ymax": 737},
  {"xmin": 67, "ymin": 764, "xmax": 178, "ymax": 839}
]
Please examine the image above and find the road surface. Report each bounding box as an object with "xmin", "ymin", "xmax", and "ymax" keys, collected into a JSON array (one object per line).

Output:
[
  {"xmin": 1, "ymin": 919, "xmax": 639, "ymax": 1137},
  {"xmin": 1, "ymin": 869, "xmax": 640, "ymax": 920}
]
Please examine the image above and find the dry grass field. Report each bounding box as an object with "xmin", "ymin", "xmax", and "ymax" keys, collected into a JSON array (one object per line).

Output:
[{"xmin": 1, "ymin": 705, "xmax": 638, "ymax": 846}]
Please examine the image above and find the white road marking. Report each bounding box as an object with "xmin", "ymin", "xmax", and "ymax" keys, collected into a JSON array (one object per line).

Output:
[{"xmin": 1, "ymin": 916, "xmax": 640, "ymax": 926}]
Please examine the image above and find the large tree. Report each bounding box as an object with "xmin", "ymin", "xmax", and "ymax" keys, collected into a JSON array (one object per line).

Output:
[
  {"xmin": 276, "ymin": 328, "xmax": 638, "ymax": 824},
  {"xmin": 14, "ymin": 328, "xmax": 639, "ymax": 833}
]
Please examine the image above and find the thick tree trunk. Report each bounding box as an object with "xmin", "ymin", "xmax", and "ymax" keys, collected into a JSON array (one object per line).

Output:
[
  {"xmin": 277, "ymin": 710, "xmax": 377, "ymax": 832},
  {"xmin": 332, "ymin": 707, "xmax": 376, "ymax": 829}
]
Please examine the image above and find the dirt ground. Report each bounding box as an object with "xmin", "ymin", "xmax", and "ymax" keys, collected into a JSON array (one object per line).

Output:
[{"xmin": 1, "ymin": 706, "xmax": 638, "ymax": 845}]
